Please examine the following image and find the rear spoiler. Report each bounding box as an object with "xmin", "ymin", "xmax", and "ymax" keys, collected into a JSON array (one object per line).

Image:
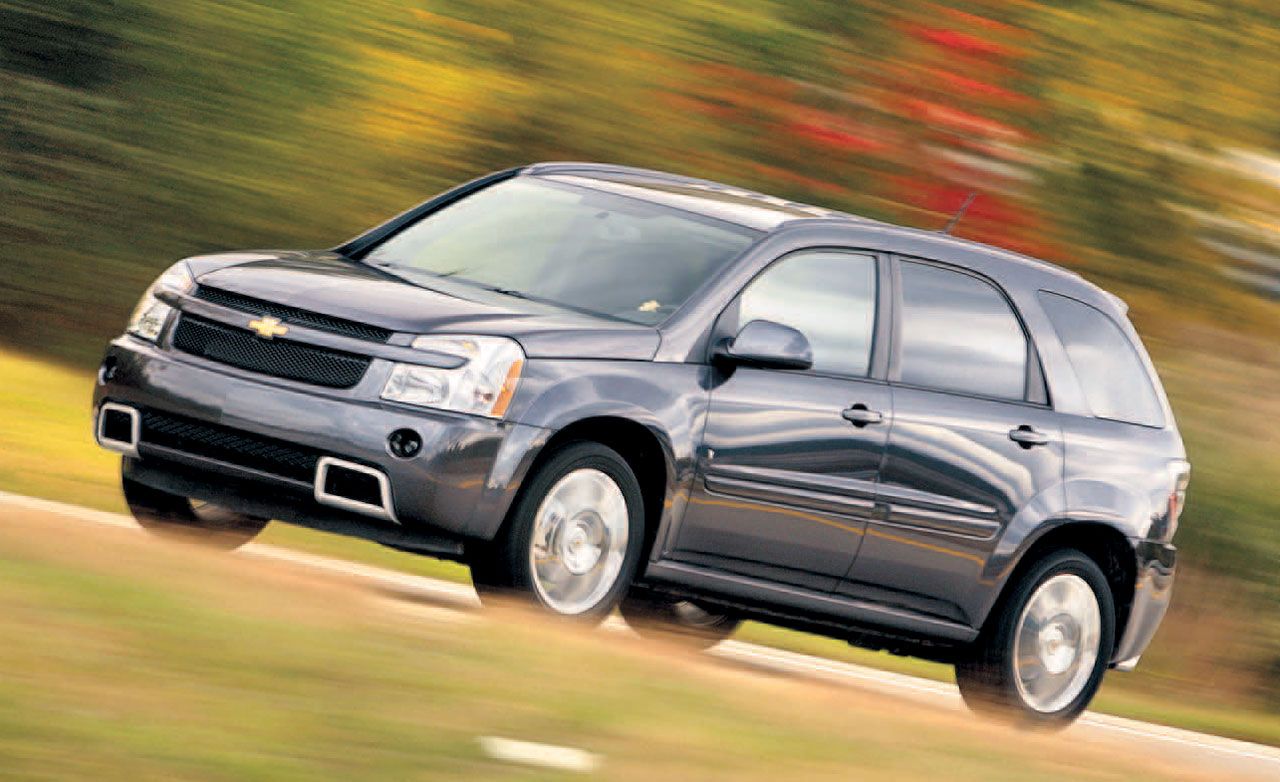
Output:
[{"xmin": 1104, "ymin": 290, "xmax": 1129, "ymax": 314}]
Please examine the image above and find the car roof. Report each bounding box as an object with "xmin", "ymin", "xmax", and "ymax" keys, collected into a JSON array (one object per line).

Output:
[
  {"xmin": 523, "ymin": 161, "xmax": 1117, "ymax": 311},
  {"xmin": 525, "ymin": 161, "xmax": 867, "ymax": 230}
]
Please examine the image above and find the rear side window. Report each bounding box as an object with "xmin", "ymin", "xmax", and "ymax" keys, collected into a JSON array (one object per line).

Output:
[
  {"xmin": 738, "ymin": 251, "xmax": 877, "ymax": 377},
  {"xmin": 1038, "ymin": 292, "xmax": 1164, "ymax": 427},
  {"xmin": 897, "ymin": 261, "xmax": 1028, "ymax": 400}
]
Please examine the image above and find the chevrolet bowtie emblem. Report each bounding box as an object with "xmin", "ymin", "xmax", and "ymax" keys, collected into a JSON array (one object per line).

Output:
[{"xmin": 247, "ymin": 316, "xmax": 288, "ymax": 340}]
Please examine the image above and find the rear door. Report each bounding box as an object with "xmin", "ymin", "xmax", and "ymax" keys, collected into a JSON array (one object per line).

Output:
[
  {"xmin": 670, "ymin": 249, "xmax": 892, "ymax": 593},
  {"xmin": 837, "ymin": 258, "xmax": 1065, "ymax": 624}
]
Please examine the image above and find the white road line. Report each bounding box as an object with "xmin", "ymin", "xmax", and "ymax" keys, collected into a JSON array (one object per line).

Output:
[
  {"xmin": 715, "ymin": 641, "xmax": 1280, "ymax": 770},
  {"xmin": 1, "ymin": 491, "xmax": 137, "ymax": 530},
  {"xmin": 241, "ymin": 544, "xmax": 481, "ymax": 608},
  {"xmin": 5, "ymin": 489, "xmax": 1280, "ymax": 777},
  {"xmin": 376, "ymin": 595, "xmax": 480, "ymax": 625},
  {"xmin": 478, "ymin": 736, "xmax": 600, "ymax": 773},
  {"xmin": 712, "ymin": 641, "xmax": 959, "ymax": 703},
  {"xmin": 0, "ymin": 489, "xmax": 479, "ymax": 605}
]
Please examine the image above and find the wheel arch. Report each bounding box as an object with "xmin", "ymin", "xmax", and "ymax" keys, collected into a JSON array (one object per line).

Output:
[
  {"xmin": 539, "ymin": 416, "xmax": 673, "ymax": 563},
  {"xmin": 474, "ymin": 412, "xmax": 681, "ymax": 570},
  {"xmin": 478, "ymin": 359, "xmax": 710, "ymax": 557},
  {"xmin": 977, "ymin": 519, "xmax": 1137, "ymax": 657}
]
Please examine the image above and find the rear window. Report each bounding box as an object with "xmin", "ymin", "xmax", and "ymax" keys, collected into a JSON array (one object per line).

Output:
[{"xmin": 1038, "ymin": 292, "xmax": 1164, "ymax": 427}]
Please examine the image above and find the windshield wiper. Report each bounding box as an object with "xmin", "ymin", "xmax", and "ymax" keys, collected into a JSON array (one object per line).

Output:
[
  {"xmin": 364, "ymin": 262, "xmax": 634, "ymax": 323},
  {"xmin": 461, "ymin": 280, "xmax": 637, "ymax": 322},
  {"xmin": 477, "ymin": 284, "xmax": 530, "ymax": 300}
]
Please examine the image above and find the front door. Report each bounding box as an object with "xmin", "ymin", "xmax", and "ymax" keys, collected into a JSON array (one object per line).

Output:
[
  {"xmin": 838, "ymin": 258, "xmax": 1066, "ymax": 624},
  {"xmin": 671, "ymin": 249, "xmax": 890, "ymax": 593}
]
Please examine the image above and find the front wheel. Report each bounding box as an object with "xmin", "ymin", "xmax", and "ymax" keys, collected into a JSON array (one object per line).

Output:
[
  {"xmin": 470, "ymin": 442, "xmax": 645, "ymax": 622},
  {"xmin": 955, "ymin": 549, "xmax": 1115, "ymax": 728},
  {"xmin": 123, "ymin": 472, "xmax": 269, "ymax": 550}
]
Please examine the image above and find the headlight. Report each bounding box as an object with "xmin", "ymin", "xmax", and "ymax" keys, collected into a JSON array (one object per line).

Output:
[
  {"xmin": 381, "ymin": 335, "xmax": 524, "ymax": 418},
  {"xmin": 126, "ymin": 262, "xmax": 194, "ymax": 342}
]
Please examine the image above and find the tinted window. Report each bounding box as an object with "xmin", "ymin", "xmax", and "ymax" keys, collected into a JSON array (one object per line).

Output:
[
  {"xmin": 1038, "ymin": 292, "xmax": 1164, "ymax": 427},
  {"xmin": 738, "ymin": 251, "xmax": 877, "ymax": 377},
  {"xmin": 365, "ymin": 177, "xmax": 757, "ymax": 325},
  {"xmin": 898, "ymin": 261, "xmax": 1028, "ymax": 400}
]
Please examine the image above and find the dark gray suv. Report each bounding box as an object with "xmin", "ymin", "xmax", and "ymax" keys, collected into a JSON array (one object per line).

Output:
[{"xmin": 93, "ymin": 163, "xmax": 1188, "ymax": 725}]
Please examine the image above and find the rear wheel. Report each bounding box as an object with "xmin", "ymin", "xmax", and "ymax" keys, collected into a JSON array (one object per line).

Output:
[
  {"xmin": 123, "ymin": 472, "xmax": 269, "ymax": 550},
  {"xmin": 955, "ymin": 549, "xmax": 1114, "ymax": 728},
  {"xmin": 469, "ymin": 442, "xmax": 645, "ymax": 622},
  {"xmin": 619, "ymin": 587, "xmax": 740, "ymax": 648}
]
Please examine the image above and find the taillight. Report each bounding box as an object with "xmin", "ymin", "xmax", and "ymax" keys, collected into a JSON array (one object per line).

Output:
[{"xmin": 1166, "ymin": 460, "xmax": 1190, "ymax": 538}]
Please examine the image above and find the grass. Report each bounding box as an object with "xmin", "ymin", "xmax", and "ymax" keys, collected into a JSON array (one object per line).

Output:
[
  {"xmin": 0, "ymin": 510, "xmax": 1229, "ymax": 780},
  {"xmin": 0, "ymin": 351, "xmax": 124, "ymax": 511},
  {"xmin": 4, "ymin": 347, "xmax": 1280, "ymax": 747}
]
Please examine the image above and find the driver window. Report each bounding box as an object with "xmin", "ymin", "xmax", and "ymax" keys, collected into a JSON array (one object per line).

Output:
[{"xmin": 738, "ymin": 251, "xmax": 877, "ymax": 377}]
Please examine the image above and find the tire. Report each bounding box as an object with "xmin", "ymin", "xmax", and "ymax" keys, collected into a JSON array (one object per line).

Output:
[
  {"xmin": 619, "ymin": 586, "xmax": 740, "ymax": 649},
  {"xmin": 469, "ymin": 442, "xmax": 645, "ymax": 622},
  {"xmin": 467, "ymin": 547, "xmax": 514, "ymax": 598},
  {"xmin": 955, "ymin": 549, "xmax": 1115, "ymax": 728},
  {"xmin": 123, "ymin": 472, "xmax": 269, "ymax": 550}
]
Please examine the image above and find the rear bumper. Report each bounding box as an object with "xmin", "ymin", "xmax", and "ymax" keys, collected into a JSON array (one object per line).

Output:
[
  {"xmin": 1113, "ymin": 540, "xmax": 1177, "ymax": 668},
  {"xmin": 93, "ymin": 336, "xmax": 548, "ymax": 543}
]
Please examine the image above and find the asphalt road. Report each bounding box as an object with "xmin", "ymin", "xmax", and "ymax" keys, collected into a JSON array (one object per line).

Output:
[{"xmin": 5, "ymin": 489, "xmax": 1280, "ymax": 779}]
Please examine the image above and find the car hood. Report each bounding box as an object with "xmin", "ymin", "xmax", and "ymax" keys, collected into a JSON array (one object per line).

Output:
[{"xmin": 186, "ymin": 250, "xmax": 661, "ymax": 360}]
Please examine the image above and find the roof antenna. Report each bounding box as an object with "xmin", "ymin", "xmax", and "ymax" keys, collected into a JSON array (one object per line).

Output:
[{"xmin": 941, "ymin": 191, "xmax": 978, "ymax": 235}]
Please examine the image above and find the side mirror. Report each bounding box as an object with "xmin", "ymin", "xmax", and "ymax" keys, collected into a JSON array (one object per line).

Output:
[{"xmin": 716, "ymin": 319, "xmax": 813, "ymax": 371}]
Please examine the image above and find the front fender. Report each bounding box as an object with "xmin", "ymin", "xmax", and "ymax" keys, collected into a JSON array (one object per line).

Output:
[
  {"xmin": 511, "ymin": 360, "xmax": 709, "ymax": 452},
  {"xmin": 469, "ymin": 359, "xmax": 711, "ymax": 542}
]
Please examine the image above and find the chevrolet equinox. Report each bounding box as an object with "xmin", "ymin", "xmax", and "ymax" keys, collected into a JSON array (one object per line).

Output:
[{"xmin": 93, "ymin": 162, "xmax": 1188, "ymax": 725}]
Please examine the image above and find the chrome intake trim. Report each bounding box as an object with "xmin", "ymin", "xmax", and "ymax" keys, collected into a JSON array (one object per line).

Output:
[
  {"xmin": 314, "ymin": 456, "xmax": 399, "ymax": 524},
  {"xmin": 96, "ymin": 402, "xmax": 141, "ymax": 458}
]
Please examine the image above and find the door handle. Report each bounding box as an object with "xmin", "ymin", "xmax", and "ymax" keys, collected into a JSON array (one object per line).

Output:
[
  {"xmin": 842, "ymin": 403, "xmax": 884, "ymax": 427},
  {"xmin": 1008, "ymin": 425, "xmax": 1049, "ymax": 448}
]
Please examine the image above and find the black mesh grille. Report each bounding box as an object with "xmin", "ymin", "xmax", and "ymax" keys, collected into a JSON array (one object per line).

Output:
[
  {"xmin": 140, "ymin": 408, "xmax": 321, "ymax": 482},
  {"xmin": 194, "ymin": 285, "xmax": 394, "ymax": 343},
  {"xmin": 172, "ymin": 315, "xmax": 370, "ymax": 389}
]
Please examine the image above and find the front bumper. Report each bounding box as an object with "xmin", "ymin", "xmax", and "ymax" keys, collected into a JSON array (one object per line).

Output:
[
  {"xmin": 93, "ymin": 336, "xmax": 547, "ymax": 543},
  {"xmin": 1113, "ymin": 540, "xmax": 1177, "ymax": 668}
]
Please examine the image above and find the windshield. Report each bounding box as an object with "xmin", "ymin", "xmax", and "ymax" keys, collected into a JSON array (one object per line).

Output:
[{"xmin": 362, "ymin": 177, "xmax": 759, "ymax": 325}]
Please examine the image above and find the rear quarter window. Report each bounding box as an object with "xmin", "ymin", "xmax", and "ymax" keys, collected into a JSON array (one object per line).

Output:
[{"xmin": 1038, "ymin": 291, "xmax": 1165, "ymax": 427}]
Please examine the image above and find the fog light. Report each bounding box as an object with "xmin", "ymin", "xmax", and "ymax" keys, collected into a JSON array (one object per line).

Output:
[{"xmin": 387, "ymin": 428, "xmax": 422, "ymax": 459}]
